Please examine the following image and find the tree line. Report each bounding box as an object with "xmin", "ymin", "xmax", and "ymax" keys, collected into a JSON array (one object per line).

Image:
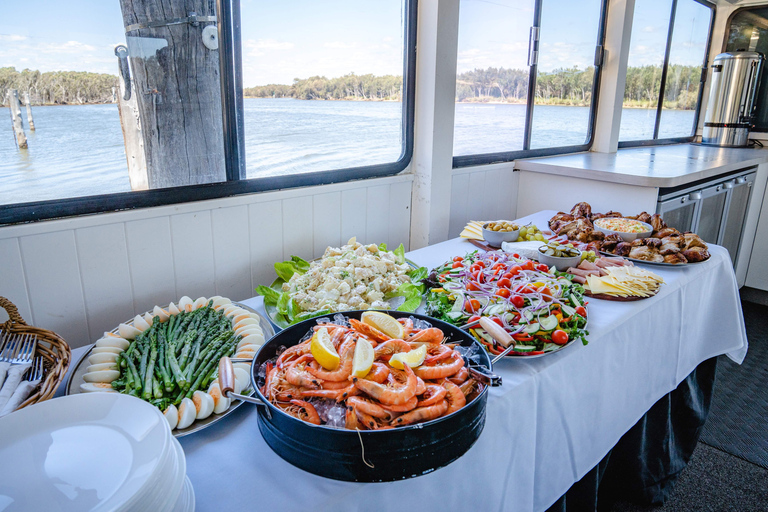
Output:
[
  {"xmin": 0, "ymin": 67, "xmax": 118, "ymax": 106},
  {"xmin": 245, "ymin": 73, "xmax": 403, "ymax": 101}
]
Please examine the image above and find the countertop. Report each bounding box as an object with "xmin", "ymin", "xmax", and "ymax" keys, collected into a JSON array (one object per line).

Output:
[{"xmin": 514, "ymin": 144, "xmax": 768, "ymax": 188}]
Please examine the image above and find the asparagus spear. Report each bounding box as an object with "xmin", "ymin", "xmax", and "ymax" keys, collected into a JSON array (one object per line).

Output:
[{"xmin": 142, "ymin": 334, "xmax": 158, "ymax": 400}]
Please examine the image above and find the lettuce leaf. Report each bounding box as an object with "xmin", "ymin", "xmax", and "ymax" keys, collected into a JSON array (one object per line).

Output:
[
  {"xmin": 255, "ymin": 285, "xmax": 281, "ymax": 305},
  {"xmin": 393, "ymin": 243, "xmax": 406, "ymax": 265},
  {"xmin": 378, "ymin": 242, "xmax": 388, "ymax": 252}
]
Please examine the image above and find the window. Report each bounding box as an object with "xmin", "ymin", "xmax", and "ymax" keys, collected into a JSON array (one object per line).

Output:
[
  {"xmin": 452, "ymin": 0, "xmax": 608, "ymax": 167},
  {"xmin": 725, "ymin": 6, "xmax": 768, "ymax": 132},
  {"xmin": 618, "ymin": 0, "xmax": 715, "ymax": 145},
  {"xmin": 0, "ymin": 0, "xmax": 416, "ymax": 225}
]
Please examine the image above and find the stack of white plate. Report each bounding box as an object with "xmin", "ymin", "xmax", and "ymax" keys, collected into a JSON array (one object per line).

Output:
[{"xmin": 0, "ymin": 393, "xmax": 194, "ymax": 511}]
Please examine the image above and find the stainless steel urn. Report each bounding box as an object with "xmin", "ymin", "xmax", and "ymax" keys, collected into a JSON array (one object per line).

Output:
[{"xmin": 702, "ymin": 51, "xmax": 764, "ymax": 147}]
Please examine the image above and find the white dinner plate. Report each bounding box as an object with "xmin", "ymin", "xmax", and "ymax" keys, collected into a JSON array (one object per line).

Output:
[{"xmin": 0, "ymin": 393, "xmax": 170, "ymax": 512}]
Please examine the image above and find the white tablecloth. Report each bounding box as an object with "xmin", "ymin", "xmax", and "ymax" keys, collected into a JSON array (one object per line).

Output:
[{"xmin": 62, "ymin": 210, "xmax": 748, "ymax": 512}]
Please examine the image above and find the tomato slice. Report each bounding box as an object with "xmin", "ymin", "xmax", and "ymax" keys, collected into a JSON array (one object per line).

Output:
[
  {"xmin": 453, "ymin": 256, "xmax": 463, "ymax": 262},
  {"xmin": 513, "ymin": 333, "xmax": 534, "ymax": 342}
]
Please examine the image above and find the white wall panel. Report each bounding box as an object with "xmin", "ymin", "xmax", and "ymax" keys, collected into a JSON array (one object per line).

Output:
[
  {"xmin": 75, "ymin": 224, "xmax": 134, "ymax": 341},
  {"xmin": 170, "ymin": 211, "xmax": 216, "ymax": 301},
  {"xmin": 211, "ymin": 206, "xmax": 252, "ymax": 301},
  {"xmin": 19, "ymin": 231, "xmax": 89, "ymax": 347},
  {"xmin": 448, "ymin": 166, "xmax": 519, "ymax": 239},
  {"xmin": 125, "ymin": 217, "xmax": 177, "ymax": 314},
  {"xmin": 0, "ymin": 176, "xmax": 413, "ymax": 348},
  {"xmin": 448, "ymin": 173, "xmax": 471, "ymax": 238},
  {"xmin": 0, "ymin": 238, "xmax": 32, "ymax": 325}
]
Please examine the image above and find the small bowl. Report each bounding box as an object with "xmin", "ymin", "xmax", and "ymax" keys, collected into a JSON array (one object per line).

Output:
[
  {"xmin": 593, "ymin": 218, "xmax": 653, "ymax": 242},
  {"xmin": 482, "ymin": 223, "xmax": 519, "ymax": 247},
  {"xmin": 537, "ymin": 247, "xmax": 582, "ymax": 271}
]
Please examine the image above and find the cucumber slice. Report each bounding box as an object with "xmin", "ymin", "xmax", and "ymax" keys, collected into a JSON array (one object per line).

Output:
[
  {"xmin": 450, "ymin": 295, "xmax": 465, "ymax": 314},
  {"xmin": 475, "ymin": 329, "xmax": 494, "ymax": 344},
  {"xmin": 446, "ymin": 311, "xmax": 463, "ymax": 320},
  {"xmin": 513, "ymin": 345, "xmax": 536, "ymax": 353},
  {"xmin": 539, "ymin": 315, "xmax": 559, "ymax": 331},
  {"xmin": 524, "ymin": 322, "xmax": 540, "ymax": 334},
  {"xmin": 561, "ymin": 304, "xmax": 576, "ymax": 318},
  {"xmin": 523, "ymin": 310, "xmax": 534, "ymax": 322},
  {"xmin": 570, "ymin": 293, "xmax": 581, "ymax": 308},
  {"xmin": 542, "ymin": 343, "xmax": 560, "ymax": 352}
]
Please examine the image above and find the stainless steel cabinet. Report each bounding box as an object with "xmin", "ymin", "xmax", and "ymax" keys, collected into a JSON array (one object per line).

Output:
[{"xmin": 720, "ymin": 174, "xmax": 756, "ymax": 266}]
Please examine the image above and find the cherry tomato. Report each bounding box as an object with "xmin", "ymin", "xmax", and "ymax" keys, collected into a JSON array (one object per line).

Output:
[
  {"xmin": 511, "ymin": 295, "xmax": 525, "ymax": 308},
  {"xmin": 575, "ymin": 306, "xmax": 587, "ymax": 317},
  {"xmin": 492, "ymin": 263, "xmax": 505, "ymax": 271},
  {"xmin": 508, "ymin": 265, "xmax": 522, "ymax": 277},
  {"xmin": 540, "ymin": 287, "xmax": 553, "ymax": 301},
  {"xmin": 471, "ymin": 270, "xmax": 485, "ymax": 284},
  {"xmin": 468, "ymin": 315, "xmax": 481, "ymax": 324},
  {"xmin": 497, "ymin": 278, "xmax": 512, "ymax": 289},
  {"xmin": 464, "ymin": 299, "xmax": 482, "ymax": 313},
  {"xmin": 495, "ymin": 288, "xmax": 511, "ymax": 298},
  {"xmin": 502, "ymin": 272, "xmax": 514, "ymax": 280},
  {"xmin": 512, "ymin": 253, "xmax": 520, "ymax": 258},
  {"xmin": 536, "ymin": 263, "xmax": 549, "ymax": 273},
  {"xmin": 469, "ymin": 264, "xmax": 483, "ymax": 273},
  {"xmin": 452, "ymin": 261, "xmax": 463, "ymax": 269},
  {"xmin": 474, "ymin": 261, "xmax": 486, "ymax": 269},
  {"xmin": 452, "ymin": 256, "xmax": 463, "ymax": 262},
  {"xmin": 515, "ymin": 285, "xmax": 535, "ymax": 295},
  {"xmin": 552, "ymin": 330, "xmax": 569, "ymax": 345},
  {"xmin": 522, "ymin": 261, "xmax": 535, "ymax": 271},
  {"xmin": 491, "ymin": 317, "xmax": 504, "ymax": 327},
  {"xmin": 467, "ymin": 281, "xmax": 481, "ymax": 292}
]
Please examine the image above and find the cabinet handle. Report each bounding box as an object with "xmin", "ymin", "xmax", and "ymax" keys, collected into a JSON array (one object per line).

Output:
[
  {"xmin": 724, "ymin": 181, "xmax": 735, "ymax": 189},
  {"xmin": 689, "ymin": 192, "xmax": 702, "ymax": 200},
  {"xmin": 736, "ymin": 177, "xmax": 747, "ymax": 184}
]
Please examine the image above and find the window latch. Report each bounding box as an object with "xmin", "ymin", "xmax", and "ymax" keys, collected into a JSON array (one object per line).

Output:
[
  {"xmin": 594, "ymin": 45, "xmax": 604, "ymax": 67},
  {"xmin": 114, "ymin": 45, "xmax": 131, "ymax": 101},
  {"xmin": 527, "ymin": 26, "xmax": 539, "ymax": 67}
]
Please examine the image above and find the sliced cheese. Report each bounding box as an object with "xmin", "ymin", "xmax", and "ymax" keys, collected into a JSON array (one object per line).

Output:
[
  {"xmin": 586, "ymin": 266, "xmax": 664, "ymax": 298},
  {"xmin": 460, "ymin": 220, "xmax": 486, "ymax": 240}
]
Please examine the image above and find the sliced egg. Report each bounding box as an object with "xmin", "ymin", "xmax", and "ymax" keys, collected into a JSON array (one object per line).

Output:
[
  {"xmin": 211, "ymin": 297, "xmax": 231, "ymax": 309},
  {"xmin": 240, "ymin": 333, "xmax": 265, "ymax": 346},
  {"xmin": 192, "ymin": 391, "xmax": 215, "ymax": 420},
  {"xmin": 236, "ymin": 340, "xmax": 261, "ymax": 353},
  {"xmin": 118, "ymin": 323, "xmax": 141, "ymax": 340},
  {"xmin": 235, "ymin": 319, "xmax": 260, "ymax": 331},
  {"xmin": 232, "ymin": 311, "xmax": 255, "ymax": 324},
  {"xmin": 232, "ymin": 362, "xmax": 252, "ymax": 376},
  {"xmin": 234, "ymin": 367, "xmax": 250, "ymax": 392},
  {"xmin": 83, "ymin": 369, "xmax": 120, "ymax": 383},
  {"xmin": 92, "ymin": 346, "xmax": 123, "ymax": 355},
  {"xmin": 88, "ymin": 352, "xmax": 119, "ymax": 365},
  {"xmin": 103, "ymin": 331, "xmax": 122, "ymax": 338},
  {"xmin": 95, "ymin": 336, "xmax": 130, "ymax": 350},
  {"xmin": 177, "ymin": 398, "xmax": 197, "ymax": 429},
  {"xmin": 235, "ymin": 350, "xmax": 257, "ymax": 362},
  {"xmin": 133, "ymin": 315, "xmax": 151, "ymax": 332},
  {"xmin": 163, "ymin": 404, "xmax": 179, "ymax": 430},
  {"xmin": 222, "ymin": 304, "xmax": 242, "ymax": 318},
  {"xmin": 207, "ymin": 383, "xmax": 231, "ymax": 414},
  {"xmin": 86, "ymin": 362, "xmax": 118, "ymax": 372},
  {"xmin": 80, "ymin": 382, "xmax": 116, "ymax": 393},
  {"xmin": 153, "ymin": 305, "xmax": 170, "ymax": 322},
  {"xmin": 143, "ymin": 312, "xmax": 154, "ymax": 326},
  {"xmin": 178, "ymin": 296, "xmax": 194, "ymax": 312},
  {"xmin": 168, "ymin": 302, "xmax": 181, "ymax": 316},
  {"xmin": 193, "ymin": 296, "xmax": 208, "ymax": 309},
  {"xmin": 234, "ymin": 325, "xmax": 263, "ymax": 337}
]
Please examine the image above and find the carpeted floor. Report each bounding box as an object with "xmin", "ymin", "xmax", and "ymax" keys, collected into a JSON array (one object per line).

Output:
[{"xmin": 610, "ymin": 299, "xmax": 768, "ymax": 511}]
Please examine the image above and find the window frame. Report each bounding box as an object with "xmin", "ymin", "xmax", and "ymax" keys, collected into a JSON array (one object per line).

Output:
[
  {"xmin": 452, "ymin": 0, "xmax": 610, "ymax": 169},
  {"xmin": 618, "ymin": 0, "xmax": 716, "ymax": 148},
  {"xmin": 0, "ymin": 0, "xmax": 418, "ymax": 226}
]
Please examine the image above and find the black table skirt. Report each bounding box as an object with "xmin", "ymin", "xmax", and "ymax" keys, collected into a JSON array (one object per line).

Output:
[{"xmin": 546, "ymin": 357, "xmax": 718, "ymax": 512}]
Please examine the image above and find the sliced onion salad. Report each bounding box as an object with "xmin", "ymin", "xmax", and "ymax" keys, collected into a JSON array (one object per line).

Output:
[{"xmin": 425, "ymin": 250, "xmax": 589, "ymax": 356}]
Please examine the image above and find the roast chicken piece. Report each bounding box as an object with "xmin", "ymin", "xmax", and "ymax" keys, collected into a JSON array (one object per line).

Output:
[
  {"xmin": 629, "ymin": 246, "xmax": 665, "ymax": 262},
  {"xmin": 585, "ymin": 241, "xmax": 603, "ymax": 253},
  {"xmin": 592, "ymin": 210, "xmax": 624, "ymax": 220},
  {"xmin": 570, "ymin": 202, "xmax": 592, "ymax": 219},
  {"xmin": 614, "ymin": 242, "xmax": 633, "ymax": 257},
  {"xmin": 642, "ymin": 237, "xmax": 662, "ymax": 248},
  {"xmin": 683, "ymin": 232, "xmax": 707, "ymax": 250},
  {"xmin": 664, "ymin": 253, "xmax": 688, "ymax": 264},
  {"xmin": 549, "ymin": 212, "xmax": 574, "ymax": 227},
  {"xmin": 682, "ymin": 246, "xmax": 710, "ymax": 262},
  {"xmin": 654, "ymin": 227, "xmax": 681, "ymax": 239},
  {"xmin": 636, "ymin": 212, "xmax": 652, "ymax": 224},
  {"xmin": 600, "ymin": 234, "xmax": 624, "ymax": 252},
  {"xmin": 650, "ymin": 214, "xmax": 667, "ymax": 233},
  {"xmin": 630, "ymin": 239, "xmax": 644, "ymax": 247},
  {"xmin": 658, "ymin": 240, "xmax": 681, "ymax": 255}
]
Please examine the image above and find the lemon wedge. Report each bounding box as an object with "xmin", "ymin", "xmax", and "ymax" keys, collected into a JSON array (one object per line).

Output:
[
  {"xmin": 389, "ymin": 344, "xmax": 427, "ymax": 370},
  {"xmin": 361, "ymin": 311, "xmax": 404, "ymax": 339},
  {"xmin": 351, "ymin": 338, "xmax": 375, "ymax": 378},
  {"xmin": 311, "ymin": 327, "xmax": 339, "ymax": 370}
]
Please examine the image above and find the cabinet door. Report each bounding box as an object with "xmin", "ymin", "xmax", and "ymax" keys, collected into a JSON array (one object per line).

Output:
[
  {"xmin": 696, "ymin": 184, "xmax": 729, "ymax": 244},
  {"xmin": 720, "ymin": 175, "xmax": 755, "ymax": 265},
  {"xmin": 658, "ymin": 194, "xmax": 698, "ymax": 233}
]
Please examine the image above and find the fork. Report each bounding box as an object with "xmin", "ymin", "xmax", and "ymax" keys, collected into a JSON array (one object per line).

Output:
[
  {"xmin": 0, "ymin": 356, "xmax": 44, "ymax": 417},
  {"xmin": 0, "ymin": 334, "xmax": 37, "ymax": 411}
]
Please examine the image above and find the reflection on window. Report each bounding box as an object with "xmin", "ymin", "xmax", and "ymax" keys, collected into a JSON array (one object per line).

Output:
[
  {"xmin": 240, "ymin": 0, "xmax": 406, "ymax": 178},
  {"xmin": 619, "ymin": 0, "xmax": 713, "ymax": 143},
  {"xmin": 453, "ymin": 0, "xmax": 535, "ymax": 156},
  {"xmin": 726, "ymin": 7, "xmax": 768, "ymax": 131}
]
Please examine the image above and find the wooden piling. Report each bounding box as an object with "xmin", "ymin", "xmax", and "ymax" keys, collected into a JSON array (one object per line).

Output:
[
  {"xmin": 115, "ymin": 48, "xmax": 149, "ymax": 191},
  {"xmin": 7, "ymin": 90, "xmax": 28, "ymax": 149},
  {"xmin": 118, "ymin": 0, "xmax": 225, "ymax": 188},
  {"xmin": 24, "ymin": 92, "xmax": 35, "ymax": 131}
]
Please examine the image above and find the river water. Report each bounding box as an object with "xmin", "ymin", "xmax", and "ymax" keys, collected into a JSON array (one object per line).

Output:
[{"xmin": 0, "ymin": 99, "xmax": 695, "ymax": 205}]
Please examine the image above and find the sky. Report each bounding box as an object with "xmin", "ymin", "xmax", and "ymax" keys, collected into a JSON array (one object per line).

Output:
[{"xmin": 0, "ymin": 0, "xmax": 713, "ymax": 85}]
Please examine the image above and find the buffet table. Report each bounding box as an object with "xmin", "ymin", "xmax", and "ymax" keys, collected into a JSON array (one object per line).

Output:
[{"xmin": 61, "ymin": 210, "xmax": 749, "ymax": 512}]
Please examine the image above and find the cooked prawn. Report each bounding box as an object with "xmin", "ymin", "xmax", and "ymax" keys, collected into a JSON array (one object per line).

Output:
[
  {"xmin": 347, "ymin": 396, "xmax": 395, "ymax": 421},
  {"xmin": 442, "ymin": 380, "xmax": 466, "ymax": 414},
  {"xmin": 416, "ymin": 383, "xmax": 447, "ymax": 407},
  {"xmin": 459, "ymin": 378, "xmax": 478, "ymax": 398},
  {"xmin": 373, "ymin": 339, "xmax": 411, "ymax": 361},
  {"xmin": 350, "ymin": 318, "xmax": 391, "ymax": 344},
  {"xmin": 413, "ymin": 351, "xmax": 465, "ymax": 380},
  {"xmin": 288, "ymin": 399, "xmax": 321, "ymax": 425},
  {"xmin": 285, "ymin": 354, "xmax": 320, "ymax": 389},
  {"xmin": 363, "ymin": 362, "xmax": 390, "ymax": 384},
  {"xmin": 406, "ymin": 328, "xmax": 444, "ymax": 346},
  {"xmin": 379, "ymin": 396, "xmax": 418, "ymax": 412},
  {"xmin": 447, "ymin": 366, "xmax": 470, "ymax": 385},
  {"xmin": 307, "ymin": 337, "xmax": 354, "ymax": 382},
  {"xmin": 391, "ymin": 400, "xmax": 448, "ymax": 426},
  {"xmin": 352, "ymin": 363, "xmax": 418, "ymax": 405}
]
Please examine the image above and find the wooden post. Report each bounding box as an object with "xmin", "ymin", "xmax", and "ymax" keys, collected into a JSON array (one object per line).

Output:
[
  {"xmin": 7, "ymin": 90, "xmax": 28, "ymax": 149},
  {"xmin": 23, "ymin": 92, "xmax": 35, "ymax": 131},
  {"xmin": 118, "ymin": 0, "xmax": 225, "ymax": 188},
  {"xmin": 115, "ymin": 45, "xmax": 149, "ymax": 191}
]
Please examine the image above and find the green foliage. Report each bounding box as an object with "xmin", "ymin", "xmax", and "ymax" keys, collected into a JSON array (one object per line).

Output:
[
  {"xmin": 244, "ymin": 73, "xmax": 402, "ymax": 101},
  {"xmin": 0, "ymin": 67, "xmax": 117, "ymax": 106}
]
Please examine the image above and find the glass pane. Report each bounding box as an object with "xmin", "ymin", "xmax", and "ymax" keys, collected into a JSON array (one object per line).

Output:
[
  {"xmin": 619, "ymin": 0, "xmax": 674, "ymax": 141},
  {"xmin": 725, "ymin": 8, "xmax": 768, "ymax": 131},
  {"xmin": 453, "ymin": 0, "xmax": 535, "ymax": 156},
  {"xmin": 0, "ymin": 0, "xmax": 227, "ymax": 207},
  {"xmin": 241, "ymin": 1, "xmax": 405, "ymax": 178},
  {"xmin": 530, "ymin": 0, "xmax": 603, "ymax": 149},
  {"xmin": 657, "ymin": 0, "xmax": 712, "ymax": 139}
]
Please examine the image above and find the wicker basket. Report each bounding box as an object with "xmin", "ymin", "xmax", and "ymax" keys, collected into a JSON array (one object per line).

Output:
[{"xmin": 0, "ymin": 296, "xmax": 71, "ymax": 411}]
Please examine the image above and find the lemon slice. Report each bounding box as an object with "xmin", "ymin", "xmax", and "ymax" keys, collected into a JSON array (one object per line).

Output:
[
  {"xmin": 389, "ymin": 344, "xmax": 427, "ymax": 370},
  {"xmin": 311, "ymin": 327, "xmax": 339, "ymax": 370},
  {"xmin": 361, "ymin": 311, "xmax": 404, "ymax": 339},
  {"xmin": 351, "ymin": 338, "xmax": 375, "ymax": 378}
]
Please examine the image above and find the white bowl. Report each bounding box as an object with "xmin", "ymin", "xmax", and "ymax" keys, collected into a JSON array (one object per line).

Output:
[
  {"xmin": 593, "ymin": 218, "xmax": 653, "ymax": 242},
  {"xmin": 482, "ymin": 222, "xmax": 519, "ymax": 247},
  {"xmin": 537, "ymin": 248, "xmax": 582, "ymax": 271}
]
